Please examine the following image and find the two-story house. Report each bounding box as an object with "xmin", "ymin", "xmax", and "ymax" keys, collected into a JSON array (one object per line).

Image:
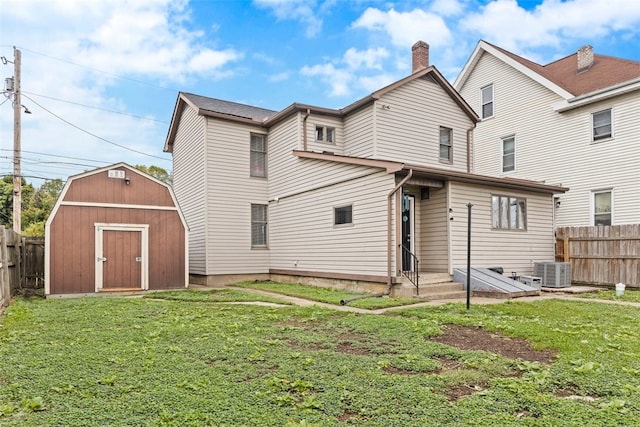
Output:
[
  {"xmin": 455, "ymin": 40, "xmax": 640, "ymax": 228},
  {"xmin": 164, "ymin": 41, "xmax": 566, "ymax": 292}
]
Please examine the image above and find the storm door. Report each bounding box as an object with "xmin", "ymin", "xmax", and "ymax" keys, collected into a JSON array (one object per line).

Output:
[{"xmin": 401, "ymin": 194, "xmax": 415, "ymax": 271}]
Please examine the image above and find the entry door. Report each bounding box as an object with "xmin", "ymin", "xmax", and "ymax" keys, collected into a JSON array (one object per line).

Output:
[
  {"xmin": 103, "ymin": 230, "xmax": 141, "ymax": 289},
  {"xmin": 401, "ymin": 194, "xmax": 415, "ymax": 271},
  {"xmin": 95, "ymin": 224, "xmax": 149, "ymax": 292}
]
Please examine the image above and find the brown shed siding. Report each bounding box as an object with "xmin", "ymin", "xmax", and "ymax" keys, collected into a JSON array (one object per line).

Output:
[
  {"xmin": 63, "ymin": 170, "xmax": 175, "ymax": 207},
  {"xmin": 46, "ymin": 163, "xmax": 187, "ymax": 295},
  {"xmin": 49, "ymin": 205, "xmax": 185, "ymax": 294}
]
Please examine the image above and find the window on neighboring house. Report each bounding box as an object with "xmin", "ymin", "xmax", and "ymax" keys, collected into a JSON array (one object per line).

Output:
[
  {"xmin": 250, "ymin": 134, "xmax": 267, "ymax": 177},
  {"xmin": 316, "ymin": 126, "xmax": 335, "ymax": 144},
  {"xmin": 334, "ymin": 205, "xmax": 352, "ymax": 225},
  {"xmin": 481, "ymin": 84, "xmax": 494, "ymax": 119},
  {"xmin": 593, "ymin": 190, "xmax": 612, "ymax": 226},
  {"xmin": 491, "ymin": 195, "xmax": 527, "ymax": 230},
  {"xmin": 439, "ymin": 127, "xmax": 452, "ymax": 162},
  {"xmin": 502, "ymin": 135, "xmax": 515, "ymax": 172},
  {"xmin": 251, "ymin": 204, "xmax": 268, "ymax": 247},
  {"xmin": 592, "ymin": 109, "xmax": 612, "ymax": 141}
]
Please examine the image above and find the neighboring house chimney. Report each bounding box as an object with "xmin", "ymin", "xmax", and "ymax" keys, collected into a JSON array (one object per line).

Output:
[
  {"xmin": 412, "ymin": 40, "xmax": 429, "ymax": 72},
  {"xmin": 577, "ymin": 45, "xmax": 594, "ymax": 72}
]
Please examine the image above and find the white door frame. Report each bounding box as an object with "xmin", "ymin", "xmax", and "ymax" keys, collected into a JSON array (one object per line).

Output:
[{"xmin": 95, "ymin": 223, "xmax": 149, "ymax": 292}]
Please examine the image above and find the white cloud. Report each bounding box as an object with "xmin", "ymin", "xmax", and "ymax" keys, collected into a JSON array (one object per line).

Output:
[
  {"xmin": 429, "ymin": 0, "xmax": 464, "ymax": 16},
  {"xmin": 343, "ymin": 47, "xmax": 390, "ymax": 70},
  {"xmin": 352, "ymin": 7, "xmax": 452, "ymax": 48},
  {"xmin": 253, "ymin": 0, "xmax": 322, "ymax": 37},
  {"xmin": 462, "ymin": 0, "xmax": 640, "ymax": 53},
  {"xmin": 301, "ymin": 63, "xmax": 351, "ymax": 97}
]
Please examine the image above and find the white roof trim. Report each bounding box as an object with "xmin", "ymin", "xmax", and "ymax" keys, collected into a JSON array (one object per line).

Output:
[
  {"xmin": 553, "ymin": 77, "xmax": 640, "ymax": 112},
  {"xmin": 454, "ymin": 40, "xmax": 574, "ymax": 100}
]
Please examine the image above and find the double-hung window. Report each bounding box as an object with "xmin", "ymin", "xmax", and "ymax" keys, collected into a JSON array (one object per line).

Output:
[
  {"xmin": 481, "ymin": 84, "xmax": 494, "ymax": 119},
  {"xmin": 592, "ymin": 109, "xmax": 612, "ymax": 141},
  {"xmin": 251, "ymin": 204, "xmax": 268, "ymax": 247},
  {"xmin": 502, "ymin": 135, "xmax": 515, "ymax": 172},
  {"xmin": 250, "ymin": 134, "xmax": 267, "ymax": 177},
  {"xmin": 439, "ymin": 127, "xmax": 452, "ymax": 163},
  {"xmin": 593, "ymin": 190, "xmax": 612, "ymax": 226},
  {"xmin": 491, "ymin": 195, "xmax": 527, "ymax": 230},
  {"xmin": 316, "ymin": 126, "xmax": 335, "ymax": 144}
]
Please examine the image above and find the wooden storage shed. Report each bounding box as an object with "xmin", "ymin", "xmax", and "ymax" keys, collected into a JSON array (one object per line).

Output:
[{"xmin": 45, "ymin": 163, "xmax": 188, "ymax": 295}]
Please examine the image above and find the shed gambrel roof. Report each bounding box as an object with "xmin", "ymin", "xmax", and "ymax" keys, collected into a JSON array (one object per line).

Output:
[
  {"xmin": 454, "ymin": 40, "xmax": 640, "ymax": 111},
  {"xmin": 164, "ymin": 66, "xmax": 479, "ymax": 152}
]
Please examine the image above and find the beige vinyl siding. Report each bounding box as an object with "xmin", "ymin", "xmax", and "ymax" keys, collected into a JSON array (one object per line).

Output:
[
  {"xmin": 268, "ymin": 115, "xmax": 301, "ymax": 197},
  {"xmin": 205, "ymin": 117, "xmax": 270, "ymax": 274},
  {"xmin": 306, "ymin": 114, "xmax": 344, "ymax": 155},
  {"xmin": 374, "ymin": 77, "xmax": 472, "ymax": 171},
  {"xmin": 449, "ymin": 182, "xmax": 555, "ymax": 276},
  {"xmin": 418, "ymin": 185, "xmax": 449, "ymax": 272},
  {"xmin": 344, "ymin": 105, "xmax": 374, "ymax": 157},
  {"xmin": 269, "ymin": 169, "xmax": 396, "ymax": 276},
  {"xmin": 459, "ymin": 51, "xmax": 640, "ymax": 226},
  {"xmin": 171, "ymin": 106, "xmax": 207, "ymax": 274}
]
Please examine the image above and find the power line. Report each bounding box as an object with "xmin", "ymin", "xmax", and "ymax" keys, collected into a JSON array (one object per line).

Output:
[
  {"xmin": 21, "ymin": 93, "xmax": 171, "ymax": 161},
  {"xmin": 15, "ymin": 47, "xmax": 179, "ymax": 93},
  {"xmin": 0, "ymin": 148, "xmax": 110, "ymax": 165},
  {"xmin": 24, "ymin": 91, "xmax": 169, "ymax": 124}
]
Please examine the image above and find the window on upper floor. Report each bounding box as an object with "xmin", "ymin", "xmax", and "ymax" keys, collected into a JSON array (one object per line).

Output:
[
  {"xmin": 251, "ymin": 204, "xmax": 268, "ymax": 247},
  {"xmin": 592, "ymin": 108, "xmax": 612, "ymax": 141},
  {"xmin": 492, "ymin": 195, "xmax": 527, "ymax": 230},
  {"xmin": 334, "ymin": 205, "xmax": 353, "ymax": 226},
  {"xmin": 593, "ymin": 190, "xmax": 612, "ymax": 226},
  {"xmin": 481, "ymin": 84, "xmax": 494, "ymax": 119},
  {"xmin": 250, "ymin": 134, "xmax": 267, "ymax": 177},
  {"xmin": 316, "ymin": 125, "xmax": 335, "ymax": 144},
  {"xmin": 502, "ymin": 135, "xmax": 515, "ymax": 172},
  {"xmin": 439, "ymin": 127, "xmax": 452, "ymax": 163}
]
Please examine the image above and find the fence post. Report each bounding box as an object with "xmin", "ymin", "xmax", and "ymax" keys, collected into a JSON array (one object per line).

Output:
[{"xmin": 0, "ymin": 226, "xmax": 10, "ymax": 307}]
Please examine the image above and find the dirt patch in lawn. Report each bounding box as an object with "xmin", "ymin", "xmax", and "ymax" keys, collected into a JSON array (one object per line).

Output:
[{"xmin": 431, "ymin": 324, "xmax": 557, "ymax": 364}]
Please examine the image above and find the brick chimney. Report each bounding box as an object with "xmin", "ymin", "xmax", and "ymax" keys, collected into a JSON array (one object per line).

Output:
[
  {"xmin": 412, "ymin": 40, "xmax": 429, "ymax": 72},
  {"xmin": 577, "ymin": 45, "xmax": 594, "ymax": 72}
]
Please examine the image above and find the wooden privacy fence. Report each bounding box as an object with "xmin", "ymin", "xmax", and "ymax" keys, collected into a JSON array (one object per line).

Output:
[
  {"xmin": 556, "ymin": 224, "xmax": 640, "ymax": 288},
  {"xmin": 0, "ymin": 226, "xmax": 45, "ymax": 308}
]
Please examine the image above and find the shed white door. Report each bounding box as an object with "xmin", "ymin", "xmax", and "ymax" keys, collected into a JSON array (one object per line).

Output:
[{"xmin": 95, "ymin": 224, "xmax": 149, "ymax": 291}]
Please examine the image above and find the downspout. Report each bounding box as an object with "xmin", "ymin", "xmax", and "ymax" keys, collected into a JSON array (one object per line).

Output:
[
  {"xmin": 466, "ymin": 124, "xmax": 476, "ymax": 173},
  {"xmin": 302, "ymin": 109, "xmax": 310, "ymax": 151},
  {"xmin": 340, "ymin": 168, "xmax": 414, "ymax": 306}
]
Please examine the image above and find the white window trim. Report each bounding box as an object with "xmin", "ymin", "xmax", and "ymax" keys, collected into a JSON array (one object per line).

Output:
[
  {"xmin": 480, "ymin": 84, "xmax": 494, "ymax": 120},
  {"xmin": 491, "ymin": 195, "xmax": 527, "ymax": 231},
  {"xmin": 333, "ymin": 204, "xmax": 353, "ymax": 227},
  {"xmin": 251, "ymin": 204, "xmax": 268, "ymax": 248},
  {"xmin": 591, "ymin": 108, "xmax": 613, "ymax": 143},
  {"xmin": 501, "ymin": 135, "xmax": 515, "ymax": 173},
  {"xmin": 439, "ymin": 126, "xmax": 453, "ymax": 164},
  {"xmin": 315, "ymin": 125, "xmax": 336, "ymax": 144},
  {"xmin": 591, "ymin": 189, "xmax": 613, "ymax": 226},
  {"xmin": 250, "ymin": 133, "xmax": 268, "ymax": 178}
]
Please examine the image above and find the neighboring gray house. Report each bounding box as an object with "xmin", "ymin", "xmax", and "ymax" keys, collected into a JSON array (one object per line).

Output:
[
  {"xmin": 164, "ymin": 41, "xmax": 566, "ymax": 292},
  {"xmin": 455, "ymin": 40, "xmax": 640, "ymax": 228}
]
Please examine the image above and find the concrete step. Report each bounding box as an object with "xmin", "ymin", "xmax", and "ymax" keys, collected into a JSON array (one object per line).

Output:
[{"xmin": 393, "ymin": 281, "xmax": 465, "ymax": 299}]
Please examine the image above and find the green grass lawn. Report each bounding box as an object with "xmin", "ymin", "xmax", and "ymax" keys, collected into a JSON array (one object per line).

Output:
[
  {"xmin": 233, "ymin": 280, "xmax": 425, "ymax": 309},
  {"xmin": 576, "ymin": 288, "xmax": 640, "ymax": 303},
  {"xmin": 1, "ymin": 294, "xmax": 639, "ymax": 426}
]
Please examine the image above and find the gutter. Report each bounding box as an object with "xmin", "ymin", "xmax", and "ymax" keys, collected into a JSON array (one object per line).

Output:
[{"xmin": 341, "ymin": 168, "xmax": 413, "ymax": 306}]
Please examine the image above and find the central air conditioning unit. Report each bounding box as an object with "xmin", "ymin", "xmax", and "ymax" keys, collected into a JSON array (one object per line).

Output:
[{"xmin": 533, "ymin": 262, "xmax": 572, "ymax": 288}]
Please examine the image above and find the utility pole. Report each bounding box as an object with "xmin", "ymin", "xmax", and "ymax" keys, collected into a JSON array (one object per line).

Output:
[{"xmin": 12, "ymin": 47, "xmax": 21, "ymax": 233}]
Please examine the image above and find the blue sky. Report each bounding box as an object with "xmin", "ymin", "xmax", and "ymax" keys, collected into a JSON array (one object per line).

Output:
[{"xmin": 1, "ymin": 0, "xmax": 639, "ymax": 185}]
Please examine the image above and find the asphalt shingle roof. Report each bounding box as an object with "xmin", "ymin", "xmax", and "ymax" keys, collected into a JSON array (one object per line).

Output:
[{"xmin": 182, "ymin": 92, "xmax": 278, "ymax": 121}]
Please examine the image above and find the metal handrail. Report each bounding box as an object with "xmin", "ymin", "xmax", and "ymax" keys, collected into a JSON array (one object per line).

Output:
[{"xmin": 401, "ymin": 245, "xmax": 419, "ymax": 295}]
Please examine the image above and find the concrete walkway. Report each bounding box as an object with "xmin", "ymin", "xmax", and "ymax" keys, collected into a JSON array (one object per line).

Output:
[{"xmin": 221, "ymin": 285, "xmax": 640, "ymax": 314}]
